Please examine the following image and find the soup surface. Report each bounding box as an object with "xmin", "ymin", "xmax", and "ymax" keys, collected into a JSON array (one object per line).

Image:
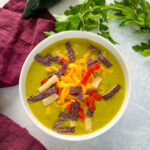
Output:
[{"xmin": 25, "ymin": 38, "xmax": 125, "ymax": 135}]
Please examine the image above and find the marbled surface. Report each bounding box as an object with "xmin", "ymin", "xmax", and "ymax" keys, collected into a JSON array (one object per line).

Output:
[{"xmin": 0, "ymin": 0, "xmax": 150, "ymax": 150}]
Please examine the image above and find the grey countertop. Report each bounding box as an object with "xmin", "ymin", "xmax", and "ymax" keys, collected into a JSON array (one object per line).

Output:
[{"xmin": 0, "ymin": 0, "xmax": 150, "ymax": 150}]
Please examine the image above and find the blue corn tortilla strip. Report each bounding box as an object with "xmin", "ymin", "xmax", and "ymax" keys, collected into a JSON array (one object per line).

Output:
[
  {"xmin": 69, "ymin": 86, "xmax": 83, "ymax": 100},
  {"xmin": 87, "ymin": 108, "xmax": 93, "ymax": 117},
  {"xmin": 69, "ymin": 86, "xmax": 82, "ymax": 94},
  {"xmin": 48, "ymin": 73, "xmax": 55, "ymax": 79},
  {"xmin": 52, "ymin": 120, "xmax": 65, "ymax": 130},
  {"xmin": 71, "ymin": 93, "xmax": 83, "ymax": 100},
  {"xmin": 71, "ymin": 101, "xmax": 79, "ymax": 113},
  {"xmin": 87, "ymin": 59, "xmax": 100, "ymax": 69},
  {"xmin": 98, "ymin": 53, "xmax": 112, "ymax": 68},
  {"xmin": 48, "ymin": 70, "xmax": 58, "ymax": 79},
  {"xmin": 88, "ymin": 44, "xmax": 101, "ymax": 53},
  {"xmin": 35, "ymin": 53, "xmax": 63, "ymax": 66},
  {"xmin": 52, "ymin": 56, "xmax": 63, "ymax": 65},
  {"xmin": 34, "ymin": 54, "xmax": 53, "ymax": 66},
  {"xmin": 60, "ymin": 101, "xmax": 79, "ymax": 120},
  {"xmin": 66, "ymin": 42, "xmax": 75, "ymax": 62},
  {"xmin": 88, "ymin": 44, "xmax": 112, "ymax": 67},
  {"xmin": 57, "ymin": 127, "xmax": 75, "ymax": 134},
  {"xmin": 27, "ymin": 84, "xmax": 57, "ymax": 102},
  {"xmin": 55, "ymin": 62, "xmax": 68, "ymax": 77},
  {"xmin": 59, "ymin": 112, "xmax": 75, "ymax": 120},
  {"xmin": 103, "ymin": 85, "xmax": 121, "ymax": 100},
  {"xmin": 71, "ymin": 101, "xmax": 79, "ymax": 119},
  {"xmin": 48, "ymin": 63, "xmax": 68, "ymax": 78}
]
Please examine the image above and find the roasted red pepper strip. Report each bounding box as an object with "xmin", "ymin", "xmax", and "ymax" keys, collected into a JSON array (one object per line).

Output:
[
  {"xmin": 81, "ymin": 63, "xmax": 100, "ymax": 85},
  {"xmin": 66, "ymin": 103, "xmax": 72, "ymax": 110},
  {"xmin": 41, "ymin": 79, "xmax": 46, "ymax": 86},
  {"xmin": 78, "ymin": 111, "xmax": 85, "ymax": 120},
  {"xmin": 79, "ymin": 105, "xmax": 84, "ymax": 111},
  {"xmin": 92, "ymin": 92, "xmax": 102, "ymax": 101},
  {"xmin": 85, "ymin": 96, "xmax": 96, "ymax": 112},
  {"xmin": 85, "ymin": 97, "xmax": 94, "ymax": 106},
  {"xmin": 58, "ymin": 88, "xmax": 61, "ymax": 96},
  {"xmin": 61, "ymin": 57, "xmax": 67, "ymax": 63},
  {"xmin": 87, "ymin": 91, "xmax": 102, "ymax": 101},
  {"xmin": 89, "ymin": 100, "xmax": 96, "ymax": 112},
  {"xmin": 87, "ymin": 90, "xmax": 96, "ymax": 96},
  {"xmin": 85, "ymin": 90, "xmax": 102, "ymax": 112}
]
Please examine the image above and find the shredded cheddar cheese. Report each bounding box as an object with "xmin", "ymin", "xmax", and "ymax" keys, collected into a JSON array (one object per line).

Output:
[
  {"xmin": 83, "ymin": 50, "xmax": 91, "ymax": 60},
  {"xmin": 45, "ymin": 66, "xmax": 59, "ymax": 73},
  {"xmin": 46, "ymin": 106, "xmax": 51, "ymax": 115},
  {"xmin": 45, "ymin": 50, "xmax": 105, "ymax": 107}
]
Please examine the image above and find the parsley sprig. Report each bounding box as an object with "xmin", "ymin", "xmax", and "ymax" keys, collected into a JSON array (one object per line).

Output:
[
  {"xmin": 55, "ymin": 0, "xmax": 117, "ymax": 44},
  {"xmin": 108, "ymin": 0, "xmax": 150, "ymax": 56},
  {"xmin": 133, "ymin": 40, "xmax": 150, "ymax": 56},
  {"xmin": 45, "ymin": 0, "xmax": 150, "ymax": 56}
]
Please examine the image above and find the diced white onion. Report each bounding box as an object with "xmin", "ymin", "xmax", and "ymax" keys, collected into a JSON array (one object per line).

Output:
[
  {"xmin": 91, "ymin": 76, "xmax": 102, "ymax": 88},
  {"xmin": 42, "ymin": 94, "xmax": 59, "ymax": 106},
  {"xmin": 70, "ymin": 120, "xmax": 77, "ymax": 127},
  {"xmin": 85, "ymin": 117, "xmax": 92, "ymax": 132},
  {"xmin": 39, "ymin": 75, "xmax": 58, "ymax": 92}
]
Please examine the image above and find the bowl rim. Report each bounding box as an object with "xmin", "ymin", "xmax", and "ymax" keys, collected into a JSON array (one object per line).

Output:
[{"xmin": 19, "ymin": 31, "xmax": 131, "ymax": 141}]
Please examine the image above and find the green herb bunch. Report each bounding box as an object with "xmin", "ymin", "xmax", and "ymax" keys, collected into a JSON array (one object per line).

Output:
[
  {"xmin": 109, "ymin": 0, "xmax": 150, "ymax": 56},
  {"xmin": 45, "ymin": 0, "xmax": 150, "ymax": 57},
  {"xmin": 55, "ymin": 0, "xmax": 117, "ymax": 44}
]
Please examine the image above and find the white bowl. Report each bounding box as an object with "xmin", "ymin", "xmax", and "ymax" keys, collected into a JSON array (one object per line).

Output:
[{"xmin": 19, "ymin": 31, "xmax": 131, "ymax": 141}]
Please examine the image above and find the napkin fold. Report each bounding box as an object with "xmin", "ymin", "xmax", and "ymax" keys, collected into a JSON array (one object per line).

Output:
[
  {"xmin": 0, "ymin": 114, "xmax": 46, "ymax": 150},
  {"xmin": 0, "ymin": 0, "xmax": 55, "ymax": 88}
]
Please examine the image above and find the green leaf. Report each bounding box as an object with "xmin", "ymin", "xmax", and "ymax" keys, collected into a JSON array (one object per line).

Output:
[
  {"xmin": 55, "ymin": 21, "xmax": 69, "ymax": 32},
  {"xmin": 92, "ymin": 8, "xmax": 108, "ymax": 22},
  {"xmin": 121, "ymin": 6, "xmax": 136, "ymax": 20},
  {"xmin": 44, "ymin": 31, "xmax": 55, "ymax": 37},
  {"xmin": 114, "ymin": 0, "xmax": 122, "ymax": 5},
  {"xmin": 139, "ymin": 0, "xmax": 150, "ymax": 28},
  {"xmin": 55, "ymin": 14, "xmax": 82, "ymax": 32},
  {"xmin": 99, "ymin": 32, "xmax": 118, "ymax": 44},
  {"xmin": 137, "ymin": 12, "xmax": 145, "ymax": 26},
  {"xmin": 101, "ymin": 8, "xmax": 109, "ymax": 22},
  {"xmin": 139, "ymin": 0, "xmax": 150, "ymax": 13},
  {"xmin": 136, "ymin": 27, "xmax": 150, "ymax": 33},
  {"xmin": 65, "ymin": 5, "xmax": 82, "ymax": 16},
  {"xmin": 68, "ymin": 13, "xmax": 81, "ymax": 30},
  {"xmin": 119, "ymin": 20, "xmax": 133, "ymax": 26},
  {"xmin": 81, "ymin": 0, "xmax": 91, "ymax": 13},
  {"xmin": 141, "ymin": 49, "xmax": 150, "ymax": 56},
  {"xmin": 53, "ymin": 14, "xmax": 68, "ymax": 22},
  {"xmin": 90, "ymin": 0, "xmax": 106, "ymax": 6},
  {"xmin": 145, "ymin": 13, "xmax": 150, "ymax": 28},
  {"xmin": 132, "ymin": 40, "xmax": 150, "ymax": 56},
  {"xmin": 123, "ymin": 0, "xmax": 139, "ymax": 8},
  {"xmin": 99, "ymin": 20, "xmax": 108, "ymax": 31},
  {"xmin": 132, "ymin": 45, "xmax": 142, "ymax": 52},
  {"xmin": 79, "ymin": 0, "xmax": 88, "ymax": 4},
  {"xmin": 84, "ymin": 19, "xmax": 98, "ymax": 31}
]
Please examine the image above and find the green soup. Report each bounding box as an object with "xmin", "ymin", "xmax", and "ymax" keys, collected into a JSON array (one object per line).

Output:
[{"xmin": 25, "ymin": 38, "xmax": 125, "ymax": 135}]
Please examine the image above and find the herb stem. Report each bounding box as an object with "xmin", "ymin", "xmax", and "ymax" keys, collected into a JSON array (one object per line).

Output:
[{"xmin": 82, "ymin": 6, "xmax": 103, "ymax": 17}]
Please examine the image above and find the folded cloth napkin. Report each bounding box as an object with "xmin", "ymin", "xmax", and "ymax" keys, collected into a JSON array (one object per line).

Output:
[
  {"xmin": 0, "ymin": 0, "xmax": 55, "ymax": 88},
  {"xmin": 0, "ymin": 114, "xmax": 46, "ymax": 150}
]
